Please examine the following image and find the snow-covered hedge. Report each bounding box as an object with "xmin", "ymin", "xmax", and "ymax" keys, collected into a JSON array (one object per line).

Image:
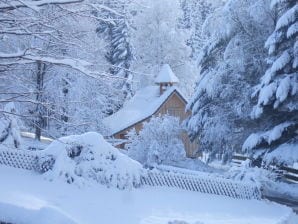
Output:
[{"xmin": 43, "ymin": 132, "xmax": 144, "ymax": 189}]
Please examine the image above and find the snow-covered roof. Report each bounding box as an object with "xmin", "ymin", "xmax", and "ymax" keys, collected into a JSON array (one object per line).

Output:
[
  {"xmin": 103, "ymin": 85, "xmax": 186, "ymax": 135},
  {"xmin": 154, "ymin": 64, "xmax": 179, "ymax": 84}
]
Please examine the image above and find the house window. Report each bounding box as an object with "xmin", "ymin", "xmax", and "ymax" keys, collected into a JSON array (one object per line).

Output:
[{"xmin": 167, "ymin": 107, "xmax": 183, "ymax": 117}]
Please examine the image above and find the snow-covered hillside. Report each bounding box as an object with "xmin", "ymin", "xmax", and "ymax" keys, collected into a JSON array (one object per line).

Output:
[{"xmin": 0, "ymin": 166, "xmax": 297, "ymax": 224}]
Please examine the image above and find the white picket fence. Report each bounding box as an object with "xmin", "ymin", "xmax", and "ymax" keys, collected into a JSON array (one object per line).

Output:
[
  {"xmin": 0, "ymin": 148, "xmax": 261, "ymax": 200},
  {"xmin": 141, "ymin": 169, "xmax": 261, "ymax": 200},
  {"xmin": 0, "ymin": 149, "xmax": 38, "ymax": 171}
]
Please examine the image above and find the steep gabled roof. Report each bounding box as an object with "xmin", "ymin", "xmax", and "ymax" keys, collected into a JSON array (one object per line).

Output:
[
  {"xmin": 103, "ymin": 85, "xmax": 187, "ymax": 136},
  {"xmin": 154, "ymin": 64, "xmax": 179, "ymax": 84}
]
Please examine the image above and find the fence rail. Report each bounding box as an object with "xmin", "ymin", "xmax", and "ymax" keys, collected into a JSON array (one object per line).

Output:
[
  {"xmin": 280, "ymin": 166, "xmax": 298, "ymax": 183},
  {"xmin": 0, "ymin": 149, "xmax": 261, "ymax": 200}
]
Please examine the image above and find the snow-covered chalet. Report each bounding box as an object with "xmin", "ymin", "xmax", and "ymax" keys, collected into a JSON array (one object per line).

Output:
[{"xmin": 103, "ymin": 64, "xmax": 199, "ymax": 158}]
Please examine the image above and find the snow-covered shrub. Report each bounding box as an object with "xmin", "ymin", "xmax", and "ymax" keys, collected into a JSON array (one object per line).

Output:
[
  {"xmin": 225, "ymin": 160, "xmax": 278, "ymax": 188},
  {"xmin": 0, "ymin": 103, "xmax": 22, "ymax": 149},
  {"xmin": 36, "ymin": 155, "xmax": 55, "ymax": 173},
  {"xmin": 43, "ymin": 132, "xmax": 143, "ymax": 189},
  {"xmin": 226, "ymin": 160, "xmax": 298, "ymax": 199},
  {"xmin": 126, "ymin": 115, "xmax": 186, "ymax": 167}
]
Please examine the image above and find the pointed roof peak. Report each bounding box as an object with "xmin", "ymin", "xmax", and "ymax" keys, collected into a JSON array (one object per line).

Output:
[{"xmin": 155, "ymin": 64, "xmax": 179, "ymax": 84}]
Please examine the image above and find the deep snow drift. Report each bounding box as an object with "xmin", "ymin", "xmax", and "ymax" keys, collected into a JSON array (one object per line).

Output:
[{"xmin": 0, "ymin": 166, "xmax": 297, "ymax": 224}]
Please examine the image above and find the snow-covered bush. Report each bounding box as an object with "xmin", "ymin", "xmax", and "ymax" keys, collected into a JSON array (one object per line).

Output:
[
  {"xmin": 225, "ymin": 160, "xmax": 278, "ymax": 188},
  {"xmin": 36, "ymin": 155, "xmax": 56, "ymax": 173},
  {"xmin": 126, "ymin": 115, "xmax": 186, "ymax": 167},
  {"xmin": 43, "ymin": 132, "xmax": 143, "ymax": 189},
  {"xmin": 0, "ymin": 103, "xmax": 22, "ymax": 149},
  {"xmin": 226, "ymin": 160, "xmax": 298, "ymax": 199}
]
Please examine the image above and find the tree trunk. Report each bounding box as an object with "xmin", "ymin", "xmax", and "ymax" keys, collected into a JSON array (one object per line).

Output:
[{"xmin": 35, "ymin": 61, "xmax": 46, "ymax": 141}]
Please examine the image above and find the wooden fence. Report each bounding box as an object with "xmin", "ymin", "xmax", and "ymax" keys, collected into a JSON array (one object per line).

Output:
[{"xmin": 280, "ymin": 166, "xmax": 298, "ymax": 183}]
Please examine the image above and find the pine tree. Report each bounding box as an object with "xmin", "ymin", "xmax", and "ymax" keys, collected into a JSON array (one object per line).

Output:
[
  {"xmin": 243, "ymin": 0, "xmax": 298, "ymax": 166},
  {"xmin": 180, "ymin": 0, "xmax": 214, "ymax": 58},
  {"xmin": 0, "ymin": 103, "xmax": 22, "ymax": 149},
  {"xmin": 97, "ymin": 0, "xmax": 133, "ymax": 111},
  {"xmin": 186, "ymin": 0, "xmax": 274, "ymax": 162}
]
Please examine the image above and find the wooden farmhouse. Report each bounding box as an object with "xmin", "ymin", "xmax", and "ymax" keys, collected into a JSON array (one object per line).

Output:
[{"xmin": 103, "ymin": 64, "xmax": 199, "ymax": 158}]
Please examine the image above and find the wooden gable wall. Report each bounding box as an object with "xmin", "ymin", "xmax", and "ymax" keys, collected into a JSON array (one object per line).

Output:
[{"xmin": 113, "ymin": 91, "xmax": 199, "ymax": 158}]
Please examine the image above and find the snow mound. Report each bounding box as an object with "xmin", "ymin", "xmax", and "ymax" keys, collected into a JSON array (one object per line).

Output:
[
  {"xmin": 0, "ymin": 202, "xmax": 78, "ymax": 224},
  {"xmin": 43, "ymin": 132, "xmax": 143, "ymax": 189}
]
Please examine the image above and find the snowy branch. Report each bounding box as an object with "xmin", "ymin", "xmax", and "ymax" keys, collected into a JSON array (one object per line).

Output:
[{"xmin": 0, "ymin": 0, "xmax": 84, "ymax": 11}]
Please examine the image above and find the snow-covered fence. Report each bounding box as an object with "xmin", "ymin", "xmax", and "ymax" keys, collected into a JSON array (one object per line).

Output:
[
  {"xmin": 0, "ymin": 149, "xmax": 54, "ymax": 172},
  {"xmin": 0, "ymin": 148, "xmax": 261, "ymax": 200},
  {"xmin": 0, "ymin": 149, "xmax": 38, "ymax": 171},
  {"xmin": 141, "ymin": 169, "xmax": 261, "ymax": 200}
]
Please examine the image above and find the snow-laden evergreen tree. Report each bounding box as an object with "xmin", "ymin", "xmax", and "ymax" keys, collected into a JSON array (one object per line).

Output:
[
  {"xmin": 186, "ymin": 0, "xmax": 274, "ymax": 162},
  {"xmin": 0, "ymin": 103, "xmax": 22, "ymax": 149},
  {"xmin": 243, "ymin": 0, "xmax": 298, "ymax": 167},
  {"xmin": 96, "ymin": 0, "xmax": 134, "ymax": 112},
  {"xmin": 179, "ymin": 0, "xmax": 216, "ymax": 58}
]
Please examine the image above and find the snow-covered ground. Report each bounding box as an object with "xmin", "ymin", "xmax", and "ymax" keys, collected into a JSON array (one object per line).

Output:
[{"xmin": 0, "ymin": 165, "xmax": 297, "ymax": 224}]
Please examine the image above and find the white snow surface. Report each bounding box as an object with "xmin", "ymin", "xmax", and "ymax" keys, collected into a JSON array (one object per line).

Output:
[
  {"xmin": 0, "ymin": 165, "xmax": 297, "ymax": 224},
  {"xmin": 103, "ymin": 85, "xmax": 186, "ymax": 135},
  {"xmin": 154, "ymin": 64, "xmax": 180, "ymax": 84}
]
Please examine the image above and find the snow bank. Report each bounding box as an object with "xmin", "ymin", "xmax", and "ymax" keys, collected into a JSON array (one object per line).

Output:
[
  {"xmin": 43, "ymin": 132, "xmax": 143, "ymax": 189},
  {"xmin": 0, "ymin": 202, "xmax": 77, "ymax": 224}
]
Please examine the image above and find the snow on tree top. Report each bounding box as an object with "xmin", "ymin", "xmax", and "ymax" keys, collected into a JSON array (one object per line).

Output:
[
  {"xmin": 103, "ymin": 85, "xmax": 186, "ymax": 135},
  {"xmin": 154, "ymin": 64, "xmax": 180, "ymax": 84}
]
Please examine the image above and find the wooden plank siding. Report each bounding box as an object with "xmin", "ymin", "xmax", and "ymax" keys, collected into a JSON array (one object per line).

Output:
[{"xmin": 113, "ymin": 91, "xmax": 199, "ymax": 158}]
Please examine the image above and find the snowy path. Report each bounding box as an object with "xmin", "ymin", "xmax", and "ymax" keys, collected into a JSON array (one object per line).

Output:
[{"xmin": 0, "ymin": 165, "xmax": 297, "ymax": 224}]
